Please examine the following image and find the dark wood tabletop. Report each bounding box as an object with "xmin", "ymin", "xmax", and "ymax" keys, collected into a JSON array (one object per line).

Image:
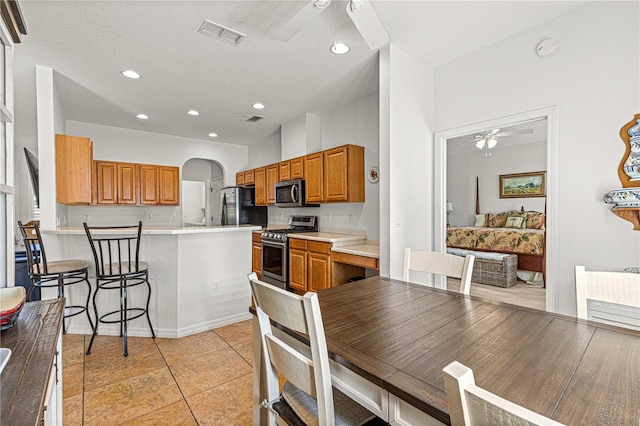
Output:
[
  {"xmin": 1, "ymin": 299, "xmax": 64, "ymax": 426},
  {"xmin": 310, "ymin": 277, "xmax": 640, "ymax": 425}
]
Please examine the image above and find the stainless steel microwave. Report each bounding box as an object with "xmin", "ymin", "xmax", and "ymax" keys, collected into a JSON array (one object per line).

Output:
[{"xmin": 274, "ymin": 179, "xmax": 319, "ymax": 208}]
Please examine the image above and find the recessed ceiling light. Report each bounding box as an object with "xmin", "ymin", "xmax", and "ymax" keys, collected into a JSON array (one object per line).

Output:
[
  {"xmin": 121, "ymin": 69, "xmax": 141, "ymax": 79},
  {"xmin": 208, "ymin": 132, "xmax": 218, "ymax": 138},
  {"xmin": 330, "ymin": 42, "xmax": 350, "ymax": 55},
  {"xmin": 252, "ymin": 103, "xmax": 265, "ymax": 110},
  {"xmin": 187, "ymin": 110, "xmax": 200, "ymax": 116},
  {"xmin": 136, "ymin": 114, "xmax": 149, "ymax": 120}
]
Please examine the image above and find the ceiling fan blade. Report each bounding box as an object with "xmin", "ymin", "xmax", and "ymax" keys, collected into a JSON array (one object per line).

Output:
[
  {"xmin": 271, "ymin": 0, "xmax": 331, "ymax": 42},
  {"xmin": 495, "ymin": 129, "xmax": 534, "ymax": 137},
  {"xmin": 346, "ymin": 0, "xmax": 389, "ymax": 50}
]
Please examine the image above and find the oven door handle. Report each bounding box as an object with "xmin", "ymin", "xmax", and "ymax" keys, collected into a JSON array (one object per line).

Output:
[{"xmin": 261, "ymin": 240, "xmax": 287, "ymax": 249}]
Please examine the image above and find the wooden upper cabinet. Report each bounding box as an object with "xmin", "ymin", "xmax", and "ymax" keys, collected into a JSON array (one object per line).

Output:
[
  {"xmin": 159, "ymin": 166, "xmax": 180, "ymax": 205},
  {"xmin": 304, "ymin": 153, "xmax": 324, "ymax": 203},
  {"xmin": 244, "ymin": 169, "xmax": 255, "ymax": 184},
  {"xmin": 254, "ymin": 167, "xmax": 266, "ymax": 206},
  {"xmin": 56, "ymin": 134, "xmax": 93, "ymax": 205},
  {"xmin": 117, "ymin": 163, "xmax": 138, "ymax": 204},
  {"xmin": 323, "ymin": 145, "xmax": 364, "ymax": 202},
  {"xmin": 139, "ymin": 165, "xmax": 159, "ymax": 205},
  {"xmin": 95, "ymin": 161, "xmax": 118, "ymax": 205},
  {"xmin": 291, "ymin": 157, "xmax": 304, "ymax": 180},
  {"xmin": 266, "ymin": 164, "xmax": 278, "ymax": 204},
  {"xmin": 236, "ymin": 172, "xmax": 245, "ymax": 186},
  {"xmin": 278, "ymin": 161, "xmax": 291, "ymax": 182}
]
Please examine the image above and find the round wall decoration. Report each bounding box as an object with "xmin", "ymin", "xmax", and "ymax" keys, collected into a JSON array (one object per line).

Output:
[{"xmin": 368, "ymin": 166, "xmax": 379, "ymax": 183}]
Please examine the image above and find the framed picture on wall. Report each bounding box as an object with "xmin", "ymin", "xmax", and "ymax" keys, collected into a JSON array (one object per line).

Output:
[{"xmin": 499, "ymin": 171, "xmax": 546, "ymax": 198}]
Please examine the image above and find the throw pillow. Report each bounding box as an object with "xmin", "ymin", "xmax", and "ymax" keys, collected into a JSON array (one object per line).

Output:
[
  {"xmin": 504, "ymin": 216, "xmax": 526, "ymax": 229},
  {"xmin": 487, "ymin": 212, "xmax": 508, "ymax": 227},
  {"xmin": 474, "ymin": 214, "xmax": 486, "ymax": 227}
]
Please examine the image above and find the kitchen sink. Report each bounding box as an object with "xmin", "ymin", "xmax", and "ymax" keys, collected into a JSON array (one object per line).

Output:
[{"xmin": 0, "ymin": 348, "xmax": 11, "ymax": 374}]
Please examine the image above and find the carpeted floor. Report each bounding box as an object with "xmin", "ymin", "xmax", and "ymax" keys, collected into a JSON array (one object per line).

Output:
[{"xmin": 447, "ymin": 278, "xmax": 546, "ymax": 311}]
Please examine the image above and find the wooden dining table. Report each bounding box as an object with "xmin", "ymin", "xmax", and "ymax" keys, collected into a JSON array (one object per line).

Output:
[{"xmin": 252, "ymin": 276, "xmax": 640, "ymax": 425}]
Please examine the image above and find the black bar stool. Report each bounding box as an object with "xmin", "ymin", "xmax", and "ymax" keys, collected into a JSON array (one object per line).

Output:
[
  {"xmin": 17, "ymin": 220, "xmax": 94, "ymax": 336},
  {"xmin": 83, "ymin": 221, "xmax": 155, "ymax": 356}
]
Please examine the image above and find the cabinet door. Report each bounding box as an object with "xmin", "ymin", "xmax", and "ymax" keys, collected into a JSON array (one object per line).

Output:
[
  {"xmin": 95, "ymin": 161, "xmax": 118, "ymax": 204},
  {"xmin": 254, "ymin": 167, "xmax": 266, "ymax": 206},
  {"xmin": 304, "ymin": 153, "xmax": 323, "ymax": 203},
  {"xmin": 291, "ymin": 157, "xmax": 304, "ymax": 180},
  {"xmin": 236, "ymin": 172, "xmax": 245, "ymax": 186},
  {"xmin": 139, "ymin": 165, "xmax": 159, "ymax": 205},
  {"xmin": 266, "ymin": 164, "xmax": 278, "ymax": 205},
  {"xmin": 117, "ymin": 163, "xmax": 138, "ymax": 204},
  {"xmin": 159, "ymin": 166, "xmax": 180, "ymax": 205},
  {"xmin": 308, "ymin": 251, "xmax": 331, "ymax": 292},
  {"xmin": 244, "ymin": 169, "xmax": 255, "ymax": 184},
  {"xmin": 278, "ymin": 161, "xmax": 291, "ymax": 182},
  {"xmin": 252, "ymin": 242, "xmax": 262, "ymax": 277},
  {"xmin": 324, "ymin": 146, "xmax": 349, "ymax": 202},
  {"xmin": 55, "ymin": 134, "xmax": 93, "ymax": 205},
  {"xmin": 289, "ymin": 248, "xmax": 307, "ymax": 292}
]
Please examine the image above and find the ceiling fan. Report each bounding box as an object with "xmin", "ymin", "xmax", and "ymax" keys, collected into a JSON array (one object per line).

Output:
[
  {"xmin": 272, "ymin": 0, "xmax": 389, "ymax": 51},
  {"xmin": 471, "ymin": 128, "xmax": 534, "ymax": 150}
]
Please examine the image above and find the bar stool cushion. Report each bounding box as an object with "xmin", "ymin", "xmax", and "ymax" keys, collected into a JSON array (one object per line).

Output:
[
  {"xmin": 31, "ymin": 259, "xmax": 90, "ymax": 275},
  {"xmin": 99, "ymin": 261, "xmax": 149, "ymax": 276},
  {"xmin": 282, "ymin": 380, "xmax": 375, "ymax": 426}
]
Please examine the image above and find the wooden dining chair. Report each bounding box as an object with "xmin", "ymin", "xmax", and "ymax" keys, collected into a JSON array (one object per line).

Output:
[
  {"xmin": 574, "ymin": 265, "xmax": 640, "ymax": 330},
  {"xmin": 403, "ymin": 248, "xmax": 475, "ymax": 294},
  {"xmin": 248, "ymin": 272, "xmax": 375, "ymax": 426},
  {"xmin": 442, "ymin": 361, "xmax": 564, "ymax": 426}
]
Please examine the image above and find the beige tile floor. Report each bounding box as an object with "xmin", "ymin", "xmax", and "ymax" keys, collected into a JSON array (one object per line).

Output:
[{"xmin": 62, "ymin": 320, "xmax": 255, "ymax": 425}]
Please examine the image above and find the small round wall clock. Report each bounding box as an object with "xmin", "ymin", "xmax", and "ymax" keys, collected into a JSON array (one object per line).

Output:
[{"xmin": 368, "ymin": 166, "xmax": 379, "ymax": 183}]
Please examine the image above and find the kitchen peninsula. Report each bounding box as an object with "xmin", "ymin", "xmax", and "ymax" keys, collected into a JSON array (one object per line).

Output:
[{"xmin": 41, "ymin": 225, "xmax": 260, "ymax": 337}]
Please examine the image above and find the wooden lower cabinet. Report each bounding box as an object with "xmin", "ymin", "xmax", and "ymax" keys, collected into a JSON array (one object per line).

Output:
[
  {"xmin": 252, "ymin": 233, "xmax": 262, "ymax": 279},
  {"xmin": 289, "ymin": 238, "xmax": 308, "ymax": 292},
  {"xmin": 308, "ymin": 241, "xmax": 332, "ymax": 292}
]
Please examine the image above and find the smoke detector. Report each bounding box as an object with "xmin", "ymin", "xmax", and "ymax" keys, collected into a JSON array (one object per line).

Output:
[{"xmin": 198, "ymin": 20, "xmax": 246, "ymax": 46}]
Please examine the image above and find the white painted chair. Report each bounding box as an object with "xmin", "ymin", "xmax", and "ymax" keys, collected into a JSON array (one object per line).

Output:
[
  {"xmin": 574, "ymin": 265, "xmax": 640, "ymax": 330},
  {"xmin": 248, "ymin": 272, "xmax": 375, "ymax": 426},
  {"xmin": 442, "ymin": 361, "xmax": 564, "ymax": 426},
  {"xmin": 403, "ymin": 248, "xmax": 475, "ymax": 294}
]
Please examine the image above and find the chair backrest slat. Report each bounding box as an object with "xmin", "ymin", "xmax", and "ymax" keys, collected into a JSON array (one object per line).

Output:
[
  {"xmin": 248, "ymin": 272, "xmax": 335, "ymax": 425},
  {"xmin": 443, "ymin": 361, "xmax": 564, "ymax": 426},
  {"xmin": 575, "ymin": 265, "xmax": 640, "ymax": 330},
  {"xmin": 84, "ymin": 222, "xmax": 143, "ymax": 276},
  {"xmin": 17, "ymin": 221, "xmax": 48, "ymax": 275},
  {"xmin": 403, "ymin": 248, "xmax": 475, "ymax": 294}
]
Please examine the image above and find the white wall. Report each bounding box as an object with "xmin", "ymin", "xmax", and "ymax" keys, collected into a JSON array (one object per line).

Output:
[
  {"xmin": 280, "ymin": 113, "xmax": 321, "ymax": 160},
  {"xmin": 448, "ymin": 140, "xmax": 547, "ymax": 226},
  {"xmin": 434, "ymin": 1, "xmax": 640, "ymax": 315},
  {"xmin": 266, "ymin": 93, "xmax": 380, "ymax": 240},
  {"xmin": 380, "ymin": 44, "xmax": 435, "ymax": 280},
  {"xmin": 248, "ymin": 132, "xmax": 280, "ymax": 169}
]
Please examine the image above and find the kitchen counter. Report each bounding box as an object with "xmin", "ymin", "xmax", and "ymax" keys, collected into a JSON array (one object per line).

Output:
[
  {"xmin": 331, "ymin": 242, "xmax": 379, "ymax": 259},
  {"xmin": 288, "ymin": 232, "xmax": 366, "ymax": 245},
  {"xmin": 43, "ymin": 224, "xmax": 261, "ymax": 235},
  {"xmin": 1, "ymin": 299, "xmax": 64, "ymax": 426}
]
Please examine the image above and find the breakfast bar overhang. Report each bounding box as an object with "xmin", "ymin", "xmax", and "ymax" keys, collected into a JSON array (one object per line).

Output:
[{"xmin": 41, "ymin": 225, "xmax": 261, "ymax": 337}]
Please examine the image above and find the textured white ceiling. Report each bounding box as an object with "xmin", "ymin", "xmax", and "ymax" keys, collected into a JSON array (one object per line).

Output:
[{"xmin": 13, "ymin": 1, "xmax": 588, "ymax": 146}]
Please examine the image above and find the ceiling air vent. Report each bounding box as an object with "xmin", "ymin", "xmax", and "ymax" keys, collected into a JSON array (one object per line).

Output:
[
  {"xmin": 246, "ymin": 115, "xmax": 264, "ymax": 123},
  {"xmin": 198, "ymin": 20, "xmax": 246, "ymax": 46}
]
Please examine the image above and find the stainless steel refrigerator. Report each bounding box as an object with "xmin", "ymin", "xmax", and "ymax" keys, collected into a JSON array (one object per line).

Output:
[{"xmin": 220, "ymin": 186, "xmax": 267, "ymax": 227}]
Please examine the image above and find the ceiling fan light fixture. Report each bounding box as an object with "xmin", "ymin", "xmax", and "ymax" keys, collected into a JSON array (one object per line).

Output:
[
  {"xmin": 475, "ymin": 140, "xmax": 485, "ymax": 149},
  {"xmin": 487, "ymin": 137, "xmax": 498, "ymax": 149},
  {"xmin": 313, "ymin": 0, "xmax": 332, "ymax": 9},
  {"xmin": 330, "ymin": 41, "xmax": 350, "ymax": 55},
  {"xmin": 349, "ymin": 0, "xmax": 364, "ymax": 12}
]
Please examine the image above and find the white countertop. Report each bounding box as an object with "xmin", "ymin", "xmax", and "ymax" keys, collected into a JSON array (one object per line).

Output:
[
  {"xmin": 287, "ymin": 232, "xmax": 366, "ymax": 244},
  {"xmin": 42, "ymin": 225, "xmax": 262, "ymax": 235},
  {"xmin": 331, "ymin": 243, "xmax": 380, "ymax": 259}
]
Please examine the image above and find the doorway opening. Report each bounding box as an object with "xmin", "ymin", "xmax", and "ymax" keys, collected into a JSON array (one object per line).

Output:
[
  {"xmin": 434, "ymin": 107, "xmax": 558, "ymax": 312},
  {"xmin": 182, "ymin": 158, "xmax": 224, "ymax": 226}
]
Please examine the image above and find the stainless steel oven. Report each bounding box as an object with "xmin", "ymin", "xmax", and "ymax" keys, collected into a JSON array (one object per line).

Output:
[
  {"xmin": 261, "ymin": 239, "xmax": 288, "ymax": 289},
  {"xmin": 260, "ymin": 215, "xmax": 318, "ymax": 291}
]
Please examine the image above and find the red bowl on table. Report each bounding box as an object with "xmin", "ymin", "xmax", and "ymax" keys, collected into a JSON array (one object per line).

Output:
[{"xmin": 0, "ymin": 287, "xmax": 27, "ymax": 331}]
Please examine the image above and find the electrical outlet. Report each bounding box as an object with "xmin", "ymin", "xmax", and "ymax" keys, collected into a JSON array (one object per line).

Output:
[{"xmin": 348, "ymin": 214, "xmax": 353, "ymax": 223}]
